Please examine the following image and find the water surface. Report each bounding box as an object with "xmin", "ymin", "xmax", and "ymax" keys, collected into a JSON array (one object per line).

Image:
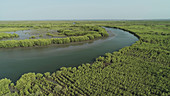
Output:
[
  {"xmin": 0, "ymin": 27, "xmax": 138, "ymax": 82},
  {"xmin": 1, "ymin": 29, "xmax": 64, "ymax": 40}
]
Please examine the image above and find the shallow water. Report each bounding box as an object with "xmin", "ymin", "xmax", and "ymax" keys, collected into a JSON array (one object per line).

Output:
[
  {"xmin": 1, "ymin": 29, "xmax": 64, "ymax": 40},
  {"xmin": 0, "ymin": 27, "xmax": 138, "ymax": 82}
]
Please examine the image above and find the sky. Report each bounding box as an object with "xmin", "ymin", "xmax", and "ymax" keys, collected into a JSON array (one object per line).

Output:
[{"xmin": 0, "ymin": 0, "xmax": 170, "ymax": 20}]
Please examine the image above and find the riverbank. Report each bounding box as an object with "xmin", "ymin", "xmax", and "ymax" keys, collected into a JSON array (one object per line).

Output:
[{"xmin": 0, "ymin": 25, "xmax": 109, "ymax": 48}]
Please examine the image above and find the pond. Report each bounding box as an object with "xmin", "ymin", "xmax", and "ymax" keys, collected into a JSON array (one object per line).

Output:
[{"xmin": 0, "ymin": 27, "xmax": 138, "ymax": 82}]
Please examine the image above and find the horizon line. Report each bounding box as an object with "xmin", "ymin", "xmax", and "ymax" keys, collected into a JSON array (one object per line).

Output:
[{"xmin": 0, "ymin": 18, "xmax": 170, "ymax": 21}]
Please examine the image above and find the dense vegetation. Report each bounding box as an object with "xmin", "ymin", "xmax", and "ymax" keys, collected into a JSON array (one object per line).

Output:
[
  {"xmin": 0, "ymin": 22, "xmax": 108, "ymax": 48},
  {"xmin": 0, "ymin": 21, "xmax": 169, "ymax": 96},
  {"xmin": 0, "ymin": 33, "xmax": 19, "ymax": 40},
  {"xmin": 0, "ymin": 33, "xmax": 105, "ymax": 48}
]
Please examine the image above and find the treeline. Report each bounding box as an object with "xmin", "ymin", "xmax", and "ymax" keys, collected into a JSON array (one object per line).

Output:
[
  {"xmin": 56, "ymin": 25, "xmax": 108, "ymax": 37},
  {"xmin": 0, "ymin": 33, "xmax": 19, "ymax": 39},
  {"xmin": 0, "ymin": 21, "xmax": 169, "ymax": 96},
  {"xmin": 0, "ymin": 34, "xmax": 103, "ymax": 48}
]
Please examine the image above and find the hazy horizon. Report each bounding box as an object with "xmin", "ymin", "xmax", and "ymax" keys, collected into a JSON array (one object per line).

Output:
[
  {"xmin": 1, "ymin": 19, "xmax": 170, "ymax": 21},
  {"xmin": 0, "ymin": 0, "xmax": 170, "ymax": 21}
]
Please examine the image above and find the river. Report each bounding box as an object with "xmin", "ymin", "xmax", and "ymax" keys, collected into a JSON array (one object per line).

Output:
[{"xmin": 0, "ymin": 27, "xmax": 138, "ymax": 82}]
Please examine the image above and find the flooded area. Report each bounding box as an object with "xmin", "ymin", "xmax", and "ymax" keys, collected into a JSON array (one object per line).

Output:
[{"xmin": 1, "ymin": 29, "xmax": 66, "ymax": 40}]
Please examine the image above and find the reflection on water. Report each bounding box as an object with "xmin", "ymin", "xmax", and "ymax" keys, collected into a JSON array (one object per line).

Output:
[{"xmin": 1, "ymin": 29, "xmax": 65, "ymax": 41}]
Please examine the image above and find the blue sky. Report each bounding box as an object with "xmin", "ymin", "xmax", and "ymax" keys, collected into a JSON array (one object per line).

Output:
[{"xmin": 0, "ymin": 0, "xmax": 170, "ymax": 20}]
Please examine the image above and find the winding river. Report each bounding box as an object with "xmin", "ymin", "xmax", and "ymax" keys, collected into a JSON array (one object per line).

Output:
[{"xmin": 0, "ymin": 27, "xmax": 138, "ymax": 82}]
